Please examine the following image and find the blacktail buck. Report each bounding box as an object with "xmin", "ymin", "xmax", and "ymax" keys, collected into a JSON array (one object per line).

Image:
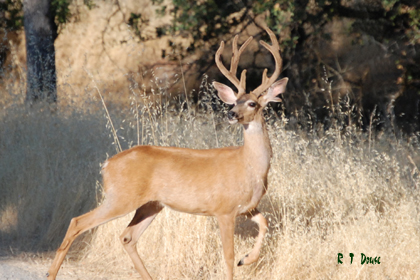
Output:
[{"xmin": 47, "ymin": 24, "xmax": 288, "ymax": 280}]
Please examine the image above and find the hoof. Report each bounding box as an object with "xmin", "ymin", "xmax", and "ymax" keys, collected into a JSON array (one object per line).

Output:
[
  {"xmin": 46, "ymin": 272, "xmax": 49, "ymax": 277},
  {"xmin": 237, "ymin": 254, "xmax": 248, "ymax": 266}
]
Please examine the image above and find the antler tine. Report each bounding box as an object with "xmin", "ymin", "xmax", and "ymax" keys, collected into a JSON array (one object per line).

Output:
[
  {"xmin": 215, "ymin": 35, "xmax": 252, "ymax": 94},
  {"xmin": 230, "ymin": 35, "xmax": 239, "ymax": 76},
  {"xmin": 215, "ymin": 41, "xmax": 240, "ymax": 94},
  {"xmin": 252, "ymin": 26, "xmax": 283, "ymax": 97},
  {"xmin": 261, "ymin": 68, "xmax": 268, "ymax": 84},
  {"xmin": 230, "ymin": 36, "xmax": 253, "ymax": 75},
  {"xmin": 236, "ymin": 36, "xmax": 252, "ymax": 93}
]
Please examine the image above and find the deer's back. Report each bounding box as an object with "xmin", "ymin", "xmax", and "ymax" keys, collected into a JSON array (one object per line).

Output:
[{"xmin": 101, "ymin": 145, "xmax": 253, "ymax": 215}]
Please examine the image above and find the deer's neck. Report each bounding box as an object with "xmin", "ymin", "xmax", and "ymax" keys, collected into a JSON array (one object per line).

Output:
[{"xmin": 241, "ymin": 113, "xmax": 272, "ymax": 173}]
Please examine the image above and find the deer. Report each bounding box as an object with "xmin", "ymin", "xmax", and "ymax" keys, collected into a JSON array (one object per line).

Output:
[{"xmin": 47, "ymin": 24, "xmax": 288, "ymax": 280}]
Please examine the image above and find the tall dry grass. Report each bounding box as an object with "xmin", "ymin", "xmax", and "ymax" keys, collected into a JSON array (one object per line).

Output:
[{"xmin": 0, "ymin": 68, "xmax": 419, "ymax": 279}]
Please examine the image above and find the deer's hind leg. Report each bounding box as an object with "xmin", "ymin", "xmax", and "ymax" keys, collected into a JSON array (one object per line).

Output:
[
  {"xmin": 47, "ymin": 199, "xmax": 138, "ymax": 280},
  {"xmin": 120, "ymin": 201, "xmax": 164, "ymax": 280},
  {"xmin": 237, "ymin": 208, "xmax": 268, "ymax": 266}
]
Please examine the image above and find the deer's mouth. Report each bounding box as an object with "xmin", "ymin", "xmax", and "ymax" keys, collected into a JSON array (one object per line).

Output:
[
  {"xmin": 229, "ymin": 115, "xmax": 244, "ymax": 124},
  {"xmin": 228, "ymin": 112, "xmax": 241, "ymax": 124}
]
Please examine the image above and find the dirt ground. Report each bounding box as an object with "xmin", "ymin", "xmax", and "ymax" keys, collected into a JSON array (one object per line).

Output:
[
  {"xmin": 0, "ymin": 256, "xmax": 97, "ymax": 280},
  {"xmin": 0, "ymin": 256, "xmax": 50, "ymax": 280},
  {"xmin": 0, "ymin": 252, "xmax": 144, "ymax": 280}
]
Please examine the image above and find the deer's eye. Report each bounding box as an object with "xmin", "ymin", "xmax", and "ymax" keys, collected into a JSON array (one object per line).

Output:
[{"xmin": 248, "ymin": 102, "xmax": 257, "ymax": 108}]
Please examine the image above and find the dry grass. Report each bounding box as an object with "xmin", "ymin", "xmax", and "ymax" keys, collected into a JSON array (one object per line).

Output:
[{"xmin": 0, "ymin": 69, "xmax": 419, "ymax": 279}]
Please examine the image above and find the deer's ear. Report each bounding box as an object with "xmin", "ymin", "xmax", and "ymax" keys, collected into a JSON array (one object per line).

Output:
[
  {"xmin": 260, "ymin": 78, "xmax": 288, "ymax": 105},
  {"xmin": 213, "ymin": 81, "xmax": 237, "ymax": 105}
]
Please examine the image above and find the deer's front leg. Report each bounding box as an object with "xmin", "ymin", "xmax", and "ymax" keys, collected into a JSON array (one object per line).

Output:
[
  {"xmin": 217, "ymin": 214, "xmax": 236, "ymax": 280},
  {"xmin": 237, "ymin": 208, "xmax": 267, "ymax": 266}
]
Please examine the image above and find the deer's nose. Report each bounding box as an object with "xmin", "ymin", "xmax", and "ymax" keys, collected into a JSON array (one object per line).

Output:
[{"xmin": 228, "ymin": 111, "xmax": 237, "ymax": 120}]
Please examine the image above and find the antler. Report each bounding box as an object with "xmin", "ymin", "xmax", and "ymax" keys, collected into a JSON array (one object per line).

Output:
[
  {"xmin": 215, "ymin": 35, "xmax": 253, "ymax": 95},
  {"xmin": 252, "ymin": 26, "xmax": 283, "ymax": 97}
]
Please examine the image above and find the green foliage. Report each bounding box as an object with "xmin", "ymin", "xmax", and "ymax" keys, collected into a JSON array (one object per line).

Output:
[
  {"xmin": 51, "ymin": 0, "xmax": 71, "ymax": 25},
  {"xmin": 155, "ymin": 5, "xmax": 166, "ymax": 17},
  {"xmin": 0, "ymin": 0, "xmax": 97, "ymax": 33},
  {"xmin": 151, "ymin": 0, "xmax": 165, "ymax": 5},
  {"xmin": 0, "ymin": 0, "xmax": 23, "ymax": 31},
  {"xmin": 253, "ymin": 1, "xmax": 294, "ymax": 30},
  {"xmin": 159, "ymin": 0, "xmax": 419, "ymax": 51},
  {"xmin": 128, "ymin": 13, "xmax": 150, "ymax": 40},
  {"xmin": 157, "ymin": 0, "xmax": 249, "ymax": 48},
  {"xmin": 408, "ymin": 7, "xmax": 420, "ymax": 43},
  {"xmin": 252, "ymin": 1, "xmax": 297, "ymax": 48},
  {"xmin": 174, "ymin": 0, "xmax": 239, "ymax": 40},
  {"xmin": 381, "ymin": 0, "xmax": 399, "ymax": 11},
  {"xmin": 83, "ymin": 0, "xmax": 96, "ymax": 10}
]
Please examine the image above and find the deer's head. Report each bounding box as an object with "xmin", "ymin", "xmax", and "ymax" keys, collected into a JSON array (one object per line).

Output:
[{"xmin": 213, "ymin": 26, "xmax": 288, "ymax": 125}]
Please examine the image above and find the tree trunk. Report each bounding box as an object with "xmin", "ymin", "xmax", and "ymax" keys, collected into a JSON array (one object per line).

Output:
[{"xmin": 23, "ymin": 0, "xmax": 57, "ymax": 103}]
